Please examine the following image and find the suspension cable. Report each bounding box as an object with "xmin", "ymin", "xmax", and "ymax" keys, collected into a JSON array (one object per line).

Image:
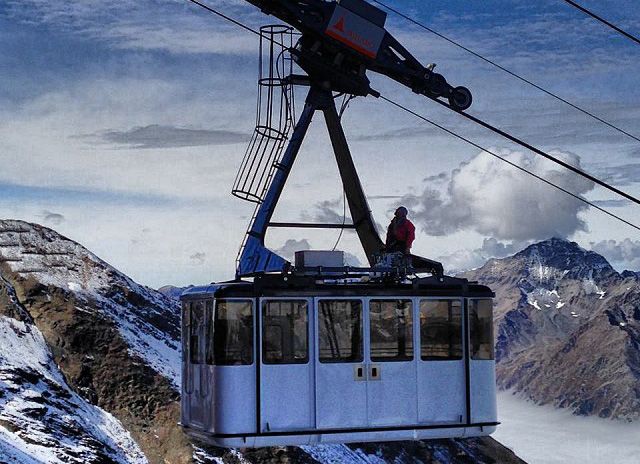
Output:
[
  {"xmin": 370, "ymin": 0, "xmax": 640, "ymax": 144},
  {"xmin": 429, "ymin": 97, "xmax": 640, "ymax": 205},
  {"xmin": 184, "ymin": 0, "xmax": 640, "ymax": 232},
  {"xmin": 380, "ymin": 95, "xmax": 640, "ymax": 233},
  {"xmin": 186, "ymin": 0, "xmax": 260, "ymax": 36},
  {"xmin": 561, "ymin": 0, "xmax": 640, "ymax": 46}
]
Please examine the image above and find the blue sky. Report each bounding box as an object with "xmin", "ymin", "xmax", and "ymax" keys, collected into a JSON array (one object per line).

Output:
[{"xmin": 1, "ymin": 0, "xmax": 639, "ymax": 286}]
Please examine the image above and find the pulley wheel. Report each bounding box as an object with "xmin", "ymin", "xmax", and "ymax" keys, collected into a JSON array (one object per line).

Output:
[{"xmin": 448, "ymin": 86, "xmax": 472, "ymax": 111}]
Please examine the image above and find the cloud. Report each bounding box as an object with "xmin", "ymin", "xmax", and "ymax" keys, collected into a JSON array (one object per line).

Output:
[
  {"xmin": 344, "ymin": 252, "xmax": 363, "ymax": 267},
  {"xmin": 595, "ymin": 163, "xmax": 640, "ymax": 187},
  {"xmin": 83, "ymin": 124, "xmax": 250, "ymax": 149},
  {"xmin": 590, "ymin": 199, "xmax": 632, "ymax": 208},
  {"xmin": 401, "ymin": 149, "xmax": 595, "ymax": 241},
  {"xmin": 590, "ymin": 239, "xmax": 640, "ymax": 272},
  {"xmin": 41, "ymin": 210, "xmax": 65, "ymax": 225},
  {"xmin": 438, "ymin": 237, "xmax": 528, "ymax": 273},
  {"xmin": 275, "ymin": 238, "xmax": 311, "ymax": 261},
  {"xmin": 189, "ymin": 252, "xmax": 206, "ymax": 265},
  {"xmin": 352, "ymin": 125, "xmax": 439, "ymax": 142},
  {"xmin": 4, "ymin": 0, "xmax": 259, "ymax": 55},
  {"xmin": 274, "ymin": 238, "xmax": 363, "ymax": 267},
  {"xmin": 301, "ymin": 198, "xmax": 346, "ymax": 224}
]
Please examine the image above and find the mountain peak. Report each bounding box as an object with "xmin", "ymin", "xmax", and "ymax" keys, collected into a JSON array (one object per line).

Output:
[{"xmin": 515, "ymin": 237, "xmax": 614, "ymax": 278}]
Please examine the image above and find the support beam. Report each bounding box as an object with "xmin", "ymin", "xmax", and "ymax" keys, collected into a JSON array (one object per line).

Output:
[{"xmin": 322, "ymin": 95, "xmax": 384, "ymax": 266}]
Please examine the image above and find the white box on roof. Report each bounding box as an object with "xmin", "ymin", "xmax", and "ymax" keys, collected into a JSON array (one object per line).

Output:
[{"xmin": 295, "ymin": 250, "xmax": 344, "ymax": 268}]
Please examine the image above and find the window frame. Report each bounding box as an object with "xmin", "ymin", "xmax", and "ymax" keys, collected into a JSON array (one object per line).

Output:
[
  {"xmin": 209, "ymin": 298, "xmax": 255, "ymax": 366},
  {"xmin": 189, "ymin": 300, "xmax": 206, "ymax": 365},
  {"xmin": 468, "ymin": 298, "xmax": 494, "ymax": 361},
  {"xmin": 317, "ymin": 297, "xmax": 364, "ymax": 364},
  {"xmin": 368, "ymin": 298, "xmax": 414, "ymax": 362},
  {"xmin": 261, "ymin": 298, "xmax": 310, "ymax": 365},
  {"xmin": 419, "ymin": 298, "xmax": 464, "ymax": 362}
]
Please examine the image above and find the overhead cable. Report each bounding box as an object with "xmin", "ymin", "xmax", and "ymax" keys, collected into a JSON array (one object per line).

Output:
[
  {"xmin": 562, "ymin": 0, "xmax": 640, "ymax": 46},
  {"xmin": 379, "ymin": 95, "xmax": 640, "ymax": 233},
  {"xmin": 370, "ymin": 0, "xmax": 640, "ymax": 144},
  {"xmin": 186, "ymin": 0, "xmax": 260, "ymax": 36},
  {"xmin": 429, "ymin": 97, "xmax": 640, "ymax": 206},
  {"xmin": 184, "ymin": 0, "xmax": 640, "ymax": 232}
]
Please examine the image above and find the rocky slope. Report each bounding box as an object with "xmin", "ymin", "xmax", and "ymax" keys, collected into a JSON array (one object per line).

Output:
[
  {"xmin": 464, "ymin": 237, "xmax": 640, "ymax": 420},
  {"xmin": 0, "ymin": 219, "xmax": 524, "ymax": 463}
]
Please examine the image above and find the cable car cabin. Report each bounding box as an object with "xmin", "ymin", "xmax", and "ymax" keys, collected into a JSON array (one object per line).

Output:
[{"xmin": 180, "ymin": 275, "xmax": 498, "ymax": 448}]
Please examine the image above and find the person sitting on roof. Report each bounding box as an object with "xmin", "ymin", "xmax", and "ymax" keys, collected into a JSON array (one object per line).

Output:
[{"xmin": 385, "ymin": 206, "xmax": 415, "ymax": 255}]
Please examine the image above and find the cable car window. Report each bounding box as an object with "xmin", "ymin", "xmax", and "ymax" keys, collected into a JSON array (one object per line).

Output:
[
  {"xmin": 420, "ymin": 299, "xmax": 462, "ymax": 360},
  {"xmin": 470, "ymin": 299, "xmax": 494, "ymax": 360},
  {"xmin": 211, "ymin": 300, "xmax": 253, "ymax": 365},
  {"xmin": 182, "ymin": 302, "xmax": 191, "ymax": 363},
  {"xmin": 205, "ymin": 300, "xmax": 215, "ymax": 364},
  {"xmin": 369, "ymin": 300, "xmax": 413, "ymax": 361},
  {"xmin": 262, "ymin": 300, "xmax": 308, "ymax": 364},
  {"xmin": 318, "ymin": 300, "xmax": 363, "ymax": 363},
  {"xmin": 189, "ymin": 301, "xmax": 205, "ymax": 364}
]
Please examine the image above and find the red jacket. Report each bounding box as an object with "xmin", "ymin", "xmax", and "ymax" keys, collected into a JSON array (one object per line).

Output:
[{"xmin": 386, "ymin": 218, "xmax": 415, "ymax": 251}]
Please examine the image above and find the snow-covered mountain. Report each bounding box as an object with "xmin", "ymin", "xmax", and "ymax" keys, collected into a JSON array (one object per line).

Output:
[
  {"xmin": 0, "ymin": 220, "xmax": 191, "ymax": 463},
  {"xmin": 464, "ymin": 237, "xmax": 640, "ymax": 420},
  {"xmin": 0, "ymin": 220, "xmax": 525, "ymax": 463}
]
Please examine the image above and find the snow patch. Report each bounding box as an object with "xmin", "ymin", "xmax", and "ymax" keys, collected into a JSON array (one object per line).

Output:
[
  {"xmin": 0, "ymin": 220, "xmax": 181, "ymax": 388},
  {"xmin": 0, "ymin": 316, "xmax": 147, "ymax": 463},
  {"xmin": 301, "ymin": 444, "xmax": 387, "ymax": 464},
  {"xmin": 67, "ymin": 282, "xmax": 82, "ymax": 292},
  {"xmin": 582, "ymin": 271, "xmax": 606, "ymax": 299},
  {"xmin": 526, "ymin": 288, "xmax": 563, "ymax": 311}
]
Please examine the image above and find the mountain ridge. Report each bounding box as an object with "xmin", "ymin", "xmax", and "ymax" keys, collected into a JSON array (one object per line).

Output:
[
  {"xmin": 0, "ymin": 219, "xmax": 525, "ymax": 463},
  {"xmin": 463, "ymin": 236, "xmax": 640, "ymax": 420}
]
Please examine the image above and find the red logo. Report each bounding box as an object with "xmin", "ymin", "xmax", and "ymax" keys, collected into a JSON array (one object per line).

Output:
[{"xmin": 332, "ymin": 16, "xmax": 345, "ymax": 32}]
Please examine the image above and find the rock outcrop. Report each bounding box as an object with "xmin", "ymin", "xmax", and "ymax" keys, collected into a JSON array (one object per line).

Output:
[{"xmin": 464, "ymin": 238, "xmax": 640, "ymax": 420}]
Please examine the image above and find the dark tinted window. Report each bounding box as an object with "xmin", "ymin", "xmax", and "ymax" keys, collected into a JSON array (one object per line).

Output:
[
  {"xmin": 470, "ymin": 299, "xmax": 494, "ymax": 360},
  {"xmin": 318, "ymin": 300, "xmax": 363, "ymax": 363},
  {"xmin": 211, "ymin": 300, "xmax": 253, "ymax": 365},
  {"xmin": 182, "ymin": 302, "xmax": 191, "ymax": 364},
  {"xmin": 370, "ymin": 300, "xmax": 413, "ymax": 361},
  {"xmin": 189, "ymin": 301, "xmax": 205, "ymax": 364},
  {"xmin": 262, "ymin": 300, "xmax": 309, "ymax": 364},
  {"xmin": 420, "ymin": 299, "xmax": 462, "ymax": 360},
  {"xmin": 205, "ymin": 300, "xmax": 215, "ymax": 364}
]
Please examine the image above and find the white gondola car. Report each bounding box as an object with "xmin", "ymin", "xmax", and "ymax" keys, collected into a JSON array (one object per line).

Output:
[
  {"xmin": 179, "ymin": 0, "xmax": 498, "ymax": 446},
  {"xmin": 180, "ymin": 275, "xmax": 497, "ymax": 448}
]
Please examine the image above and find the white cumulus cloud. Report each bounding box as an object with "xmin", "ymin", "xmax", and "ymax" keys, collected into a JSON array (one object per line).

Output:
[
  {"xmin": 590, "ymin": 239, "xmax": 640, "ymax": 272},
  {"xmin": 402, "ymin": 149, "xmax": 595, "ymax": 242}
]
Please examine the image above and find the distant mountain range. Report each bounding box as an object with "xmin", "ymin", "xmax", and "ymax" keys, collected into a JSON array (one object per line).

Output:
[
  {"xmin": 0, "ymin": 220, "xmax": 524, "ymax": 464},
  {"xmin": 157, "ymin": 285, "xmax": 193, "ymax": 300},
  {"xmin": 464, "ymin": 237, "xmax": 640, "ymax": 420}
]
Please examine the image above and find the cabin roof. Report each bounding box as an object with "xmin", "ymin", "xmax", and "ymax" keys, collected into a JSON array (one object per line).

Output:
[{"xmin": 180, "ymin": 275, "xmax": 493, "ymax": 300}]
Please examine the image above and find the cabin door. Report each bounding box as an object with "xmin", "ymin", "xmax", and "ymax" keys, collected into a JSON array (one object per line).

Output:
[
  {"xmin": 259, "ymin": 298, "xmax": 315, "ymax": 432},
  {"xmin": 314, "ymin": 298, "xmax": 368, "ymax": 429},
  {"xmin": 416, "ymin": 298, "xmax": 467, "ymax": 425},
  {"xmin": 365, "ymin": 298, "xmax": 418, "ymax": 426}
]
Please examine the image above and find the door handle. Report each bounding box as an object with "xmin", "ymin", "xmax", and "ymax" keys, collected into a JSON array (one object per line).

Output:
[
  {"xmin": 369, "ymin": 364, "xmax": 381, "ymax": 380},
  {"xmin": 353, "ymin": 364, "xmax": 366, "ymax": 381}
]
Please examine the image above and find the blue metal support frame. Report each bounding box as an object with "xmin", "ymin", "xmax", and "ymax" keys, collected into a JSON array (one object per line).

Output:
[{"xmin": 237, "ymin": 88, "xmax": 318, "ymax": 277}]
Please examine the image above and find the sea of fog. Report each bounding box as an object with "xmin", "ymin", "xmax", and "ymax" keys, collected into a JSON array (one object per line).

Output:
[{"xmin": 494, "ymin": 391, "xmax": 640, "ymax": 464}]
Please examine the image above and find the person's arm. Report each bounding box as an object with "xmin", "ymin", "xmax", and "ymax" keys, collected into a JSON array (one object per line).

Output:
[{"xmin": 405, "ymin": 221, "xmax": 415, "ymax": 253}]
